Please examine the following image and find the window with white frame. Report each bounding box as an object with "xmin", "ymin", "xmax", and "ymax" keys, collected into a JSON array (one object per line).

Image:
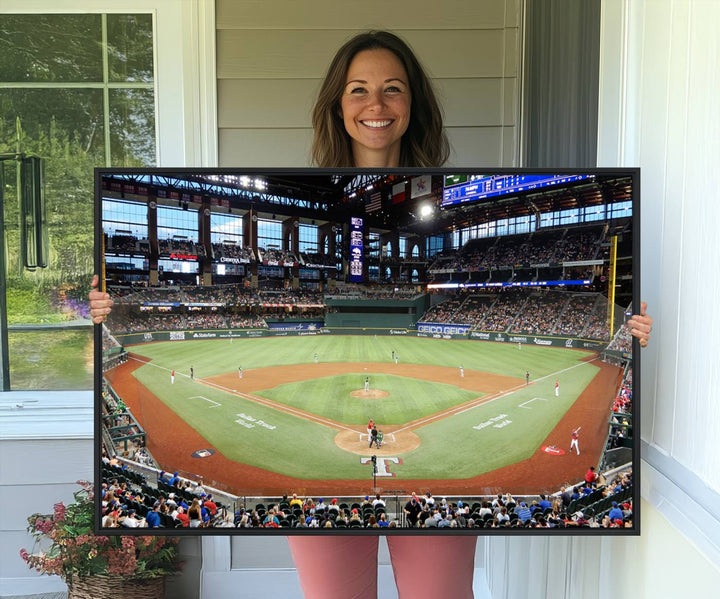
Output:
[{"xmin": 0, "ymin": 12, "xmax": 156, "ymax": 390}]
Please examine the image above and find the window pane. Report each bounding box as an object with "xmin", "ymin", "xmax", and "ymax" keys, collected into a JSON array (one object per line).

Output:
[
  {"xmin": 8, "ymin": 329, "xmax": 93, "ymax": 390},
  {"xmin": 109, "ymin": 88, "xmax": 156, "ymax": 166},
  {"xmin": 157, "ymin": 205, "xmax": 198, "ymax": 240},
  {"xmin": 211, "ymin": 214, "xmax": 244, "ymax": 244},
  {"xmin": 107, "ymin": 14, "xmax": 154, "ymax": 82},
  {"xmin": 0, "ymin": 89, "xmax": 106, "ymax": 162},
  {"xmin": 0, "ymin": 14, "xmax": 102, "ymax": 82},
  {"xmin": 103, "ymin": 198, "xmax": 149, "ymax": 237},
  {"xmin": 1, "ymin": 13, "xmax": 157, "ymax": 390}
]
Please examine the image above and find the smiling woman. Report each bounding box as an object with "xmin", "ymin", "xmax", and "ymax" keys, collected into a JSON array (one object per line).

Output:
[
  {"xmin": 310, "ymin": 30, "xmax": 449, "ymax": 168},
  {"xmin": 340, "ymin": 48, "xmax": 412, "ymax": 167}
]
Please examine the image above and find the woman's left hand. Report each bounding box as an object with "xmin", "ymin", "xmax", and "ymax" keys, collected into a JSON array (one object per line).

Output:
[{"xmin": 627, "ymin": 301, "xmax": 653, "ymax": 348}]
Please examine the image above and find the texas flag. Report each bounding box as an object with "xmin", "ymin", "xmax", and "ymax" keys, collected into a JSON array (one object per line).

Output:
[
  {"xmin": 411, "ymin": 176, "xmax": 431, "ymax": 199},
  {"xmin": 392, "ymin": 181, "xmax": 406, "ymax": 204}
]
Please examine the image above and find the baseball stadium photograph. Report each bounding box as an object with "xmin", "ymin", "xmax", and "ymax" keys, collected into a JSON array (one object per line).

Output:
[{"xmin": 97, "ymin": 169, "xmax": 636, "ymax": 533}]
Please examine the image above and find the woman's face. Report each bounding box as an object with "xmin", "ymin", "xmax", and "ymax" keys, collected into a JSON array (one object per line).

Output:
[{"xmin": 340, "ymin": 48, "xmax": 411, "ymax": 167}]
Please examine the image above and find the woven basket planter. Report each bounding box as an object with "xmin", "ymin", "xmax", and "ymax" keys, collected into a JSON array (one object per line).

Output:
[{"xmin": 67, "ymin": 575, "xmax": 165, "ymax": 599}]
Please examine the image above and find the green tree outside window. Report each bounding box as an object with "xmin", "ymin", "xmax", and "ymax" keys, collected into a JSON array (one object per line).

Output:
[{"xmin": 0, "ymin": 13, "xmax": 156, "ymax": 390}]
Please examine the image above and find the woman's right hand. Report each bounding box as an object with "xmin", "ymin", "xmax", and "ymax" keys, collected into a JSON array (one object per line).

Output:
[{"xmin": 89, "ymin": 274, "xmax": 113, "ymax": 324}]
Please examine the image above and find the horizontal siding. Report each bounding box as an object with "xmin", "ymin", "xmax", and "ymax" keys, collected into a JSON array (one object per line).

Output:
[
  {"xmin": 0, "ymin": 482, "xmax": 84, "ymax": 531},
  {"xmin": 218, "ymin": 78, "xmax": 516, "ymax": 129},
  {"xmin": 1, "ymin": 437, "xmax": 93, "ymax": 581},
  {"xmin": 216, "ymin": 0, "xmax": 521, "ymax": 167},
  {"xmin": 0, "ymin": 439, "xmax": 93, "ymax": 485},
  {"xmin": 446, "ymin": 126, "xmax": 506, "ymax": 166},
  {"xmin": 217, "ymin": 0, "xmax": 515, "ymax": 30},
  {"xmin": 218, "ymin": 79, "xmax": 319, "ymax": 128},
  {"xmin": 219, "ymin": 128, "xmax": 313, "ymax": 166},
  {"xmin": 217, "ymin": 29, "xmax": 515, "ymax": 80}
]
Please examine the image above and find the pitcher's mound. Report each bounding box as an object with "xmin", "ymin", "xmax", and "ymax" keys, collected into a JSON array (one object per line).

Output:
[{"xmin": 350, "ymin": 389, "xmax": 389, "ymax": 399}]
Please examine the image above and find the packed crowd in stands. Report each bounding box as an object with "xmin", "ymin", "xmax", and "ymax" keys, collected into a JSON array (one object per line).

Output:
[
  {"xmin": 101, "ymin": 457, "xmax": 230, "ymax": 529},
  {"xmin": 107, "ymin": 311, "xmax": 269, "ymax": 334},
  {"xmin": 607, "ymin": 318, "xmax": 633, "ymax": 353},
  {"xmin": 110, "ymin": 285, "xmax": 324, "ymax": 308},
  {"xmin": 560, "ymin": 228, "xmax": 603, "ymax": 262},
  {"xmin": 613, "ymin": 371, "xmax": 632, "ymax": 415},
  {"xmin": 456, "ymin": 295, "xmax": 497, "ymax": 328},
  {"xmin": 109, "ymin": 313, "xmax": 187, "ymax": 333},
  {"xmin": 511, "ymin": 293, "xmax": 569, "ymax": 335},
  {"xmin": 212, "ymin": 243, "xmax": 255, "ymax": 262},
  {"xmin": 259, "ymin": 247, "xmax": 298, "ymax": 265},
  {"xmin": 113, "ymin": 287, "xmax": 188, "ymax": 304},
  {"xmin": 606, "ymin": 368, "xmax": 633, "ymax": 450},
  {"xmin": 419, "ymin": 290, "xmax": 615, "ymax": 340},
  {"xmin": 553, "ymin": 295, "xmax": 600, "ymax": 336},
  {"xmin": 583, "ymin": 311, "xmax": 612, "ymax": 340},
  {"xmin": 421, "ymin": 295, "xmax": 470, "ymax": 324},
  {"xmin": 102, "ymin": 326, "xmax": 122, "ymax": 353},
  {"xmin": 158, "ymin": 238, "xmax": 200, "ymax": 256},
  {"xmin": 107, "ymin": 234, "xmax": 146, "ymax": 253},
  {"xmin": 427, "ymin": 226, "xmax": 604, "ymax": 274},
  {"xmin": 301, "ymin": 251, "xmax": 337, "ymax": 267},
  {"xmin": 523, "ymin": 230, "xmax": 559, "ymax": 264},
  {"xmin": 477, "ymin": 291, "xmax": 523, "ymax": 331},
  {"xmin": 99, "ymin": 450, "xmax": 633, "ymax": 530},
  {"xmin": 184, "ymin": 313, "xmax": 229, "ymax": 330},
  {"xmin": 259, "ymin": 290, "xmax": 324, "ymax": 304},
  {"xmin": 325, "ymin": 284, "xmax": 419, "ymax": 300},
  {"xmin": 480, "ymin": 236, "xmax": 526, "ymax": 268},
  {"xmin": 225, "ymin": 315, "xmax": 268, "ymax": 328}
]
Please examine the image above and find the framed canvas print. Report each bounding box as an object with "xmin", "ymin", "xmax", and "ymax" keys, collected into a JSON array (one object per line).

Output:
[{"xmin": 95, "ymin": 168, "xmax": 639, "ymax": 536}]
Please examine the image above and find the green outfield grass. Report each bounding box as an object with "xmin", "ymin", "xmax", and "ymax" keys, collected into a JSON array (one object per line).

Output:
[
  {"xmin": 128, "ymin": 334, "xmax": 587, "ymax": 379},
  {"xmin": 122, "ymin": 335, "xmax": 602, "ymax": 480}
]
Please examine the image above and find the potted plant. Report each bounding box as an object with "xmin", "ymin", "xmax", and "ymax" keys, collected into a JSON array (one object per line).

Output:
[{"xmin": 20, "ymin": 480, "xmax": 182, "ymax": 599}]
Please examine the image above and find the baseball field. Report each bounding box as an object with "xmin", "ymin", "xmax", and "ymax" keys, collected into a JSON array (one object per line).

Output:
[{"xmin": 104, "ymin": 333, "xmax": 620, "ymax": 496}]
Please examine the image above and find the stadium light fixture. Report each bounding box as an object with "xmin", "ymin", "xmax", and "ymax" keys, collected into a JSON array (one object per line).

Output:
[{"xmin": 420, "ymin": 204, "xmax": 433, "ymax": 218}]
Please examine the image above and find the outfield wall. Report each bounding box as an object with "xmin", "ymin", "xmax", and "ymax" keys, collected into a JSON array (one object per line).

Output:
[
  {"xmin": 112, "ymin": 327, "xmax": 607, "ymax": 350},
  {"xmin": 324, "ymin": 296, "xmax": 429, "ymax": 329}
]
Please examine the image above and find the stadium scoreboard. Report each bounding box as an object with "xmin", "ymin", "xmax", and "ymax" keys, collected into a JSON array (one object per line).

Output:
[{"xmin": 441, "ymin": 174, "xmax": 595, "ymax": 208}]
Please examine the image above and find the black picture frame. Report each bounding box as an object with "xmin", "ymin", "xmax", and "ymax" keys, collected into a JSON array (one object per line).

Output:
[{"xmin": 94, "ymin": 166, "xmax": 640, "ymax": 537}]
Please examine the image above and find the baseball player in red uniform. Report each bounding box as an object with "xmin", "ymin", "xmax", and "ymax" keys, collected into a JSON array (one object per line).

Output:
[
  {"xmin": 171, "ymin": 370, "xmax": 175, "ymax": 384},
  {"xmin": 367, "ymin": 418, "xmax": 374, "ymax": 442},
  {"xmin": 555, "ymin": 380, "xmax": 559, "ymax": 396},
  {"xmin": 570, "ymin": 427, "xmax": 581, "ymax": 455}
]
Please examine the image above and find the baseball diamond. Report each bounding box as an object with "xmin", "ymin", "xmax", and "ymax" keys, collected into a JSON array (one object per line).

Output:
[{"xmin": 104, "ymin": 332, "xmax": 618, "ymax": 496}]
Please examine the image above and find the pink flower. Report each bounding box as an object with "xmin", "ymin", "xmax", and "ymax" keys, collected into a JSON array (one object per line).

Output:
[
  {"xmin": 19, "ymin": 549, "xmax": 29, "ymax": 562},
  {"xmin": 121, "ymin": 536, "xmax": 135, "ymax": 550},
  {"xmin": 53, "ymin": 503, "xmax": 66, "ymax": 522},
  {"xmin": 34, "ymin": 518, "xmax": 53, "ymax": 535},
  {"xmin": 107, "ymin": 547, "xmax": 137, "ymax": 576}
]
